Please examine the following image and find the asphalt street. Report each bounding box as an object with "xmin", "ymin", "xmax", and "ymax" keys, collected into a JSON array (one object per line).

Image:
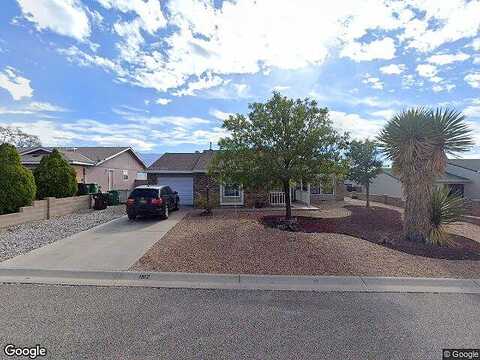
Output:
[{"xmin": 0, "ymin": 283, "xmax": 479, "ymax": 359}]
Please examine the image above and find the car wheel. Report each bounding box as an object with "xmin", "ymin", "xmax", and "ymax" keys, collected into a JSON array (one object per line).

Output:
[
  {"xmin": 162, "ymin": 205, "xmax": 169, "ymax": 220},
  {"xmin": 173, "ymin": 200, "xmax": 179, "ymax": 211},
  {"xmin": 128, "ymin": 213, "xmax": 136, "ymax": 220}
]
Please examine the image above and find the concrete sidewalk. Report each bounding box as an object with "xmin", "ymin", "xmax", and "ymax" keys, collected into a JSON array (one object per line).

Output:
[
  {"xmin": 0, "ymin": 209, "xmax": 187, "ymax": 271},
  {"xmin": 0, "ymin": 268, "xmax": 479, "ymax": 294}
]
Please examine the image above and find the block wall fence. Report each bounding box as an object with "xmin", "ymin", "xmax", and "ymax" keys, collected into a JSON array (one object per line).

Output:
[{"xmin": 0, "ymin": 195, "xmax": 91, "ymax": 228}]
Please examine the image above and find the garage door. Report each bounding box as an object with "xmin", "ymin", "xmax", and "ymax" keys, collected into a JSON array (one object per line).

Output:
[{"xmin": 157, "ymin": 176, "xmax": 194, "ymax": 205}]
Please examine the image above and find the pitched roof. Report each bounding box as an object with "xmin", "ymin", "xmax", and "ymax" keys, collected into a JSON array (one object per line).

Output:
[
  {"xmin": 148, "ymin": 150, "xmax": 216, "ymax": 172},
  {"xmin": 382, "ymin": 168, "xmax": 471, "ymax": 184},
  {"xmin": 447, "ymin": 159, "xmax": 480, "ymax": 172},
  {"xmin": 20, "ymin": 146, "xmax": 146, "ymax": 167},
  {"xmin": 21, "ymin": 150, "xmax": 94, "ymax": 165}
]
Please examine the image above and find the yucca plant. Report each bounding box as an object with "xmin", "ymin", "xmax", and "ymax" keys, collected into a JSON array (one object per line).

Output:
[
  {"xmin": 430, "ymin": 187, "xmax": 465, "ymax": 245},
  {"xmin": 378, "ymin": 107, "xmax": 472, "ymax": 243}
]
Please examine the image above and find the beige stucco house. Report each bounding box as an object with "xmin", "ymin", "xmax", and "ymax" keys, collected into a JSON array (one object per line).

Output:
[{"xmin": 20, "ymin": 146, "xmax": 146, "ymax": 192}]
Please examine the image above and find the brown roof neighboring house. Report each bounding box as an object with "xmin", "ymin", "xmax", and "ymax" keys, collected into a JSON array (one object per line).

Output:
[
  {"xmin": 19, "ymin": 146, "xmax": 146, "ymax": 167},
  {"xmin": 148, "ymin": 150, "xmax": 216, "ymax": 173}
]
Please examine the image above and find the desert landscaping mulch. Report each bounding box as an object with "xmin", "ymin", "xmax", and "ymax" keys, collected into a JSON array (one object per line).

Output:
[
  {"xmin": 132, "ymin": 208, "xmax": 480, "ymax": 278},
  {"xmin": 263, "ymin": 206, "xmax": 480, "ymax": 261}
]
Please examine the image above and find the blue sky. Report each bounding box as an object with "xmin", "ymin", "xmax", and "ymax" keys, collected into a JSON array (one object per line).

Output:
[{"xmin": 0, "ymin": 0, "xmax": 480, "ymax": 157}]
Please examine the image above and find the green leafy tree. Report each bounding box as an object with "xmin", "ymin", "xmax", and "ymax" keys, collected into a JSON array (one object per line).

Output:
[
  {"xmin": 0, "ymin": 143, "xmax": 36, "ymax": 214},
  {"xmin": 34, "ymin": 149, "xmax": 78, "ymax": 199},
  {"xmin": 346, "ymin": 139, "xmax": 383, "ymax": 208},
  {"xmin": 209, "ymin": 92, "xmax": 348, "ymax": 220},
  {"xmin": 378, "ymin": 107, "xmax": 472, "ymax": 243}
]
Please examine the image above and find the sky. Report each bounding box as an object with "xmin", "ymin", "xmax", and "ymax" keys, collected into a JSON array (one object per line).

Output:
[{"xmin": 0, "ymin": 0, "xmax": 480, "ymax": 157}]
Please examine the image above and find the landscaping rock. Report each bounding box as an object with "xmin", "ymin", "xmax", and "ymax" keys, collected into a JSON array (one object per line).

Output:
[{"xmin": 0, "ymin": 205, "xmax": 125, "ymax": 261}]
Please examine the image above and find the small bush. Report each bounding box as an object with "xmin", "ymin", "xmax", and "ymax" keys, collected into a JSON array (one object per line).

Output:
[
  {"xmin": 429, "ymin": 188, "xmax": 465, "ymax": 245},
  {"xmin": 34, "ymin": 149, "xmax": 78, "ymax": 199},
  {"xmin": 0, "ymin": 143, "xmax": 36, "ymax": 214},
  {"xmin": 195, "ymin": 191, "xmax": 219, "ymax": 215}
]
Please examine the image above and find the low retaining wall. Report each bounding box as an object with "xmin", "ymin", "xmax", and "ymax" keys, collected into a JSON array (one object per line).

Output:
[
  {"xmin": 0, "ymin": 195, "xmax": 91, "ymax": 228},
  {"xmin": 351, "ymin": 192, "xmax": 405, "ymax": 208}
]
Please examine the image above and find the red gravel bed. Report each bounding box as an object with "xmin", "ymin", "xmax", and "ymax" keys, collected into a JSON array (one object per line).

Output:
[
  {"xmin": 263, "ymin": 206, "xmax": 480, "ymax": 261},
  {"xmin": 132, "ymin": 209, "xmax": 480, "ymax": 278}
]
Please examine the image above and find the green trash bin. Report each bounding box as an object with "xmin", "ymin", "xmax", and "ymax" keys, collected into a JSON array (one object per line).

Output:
[
  {"xmin": 107, "ymin": 190, "xmax": 120, "ymax": 206},
  {"xmin": 88, "ymin": 183, "xmax": 99, "ymax": 194}
]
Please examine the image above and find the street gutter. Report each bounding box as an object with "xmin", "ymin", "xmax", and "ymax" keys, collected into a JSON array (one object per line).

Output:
[{"xmin": 0, "ymin": 268, "xmax": 479, "ymax": 294}]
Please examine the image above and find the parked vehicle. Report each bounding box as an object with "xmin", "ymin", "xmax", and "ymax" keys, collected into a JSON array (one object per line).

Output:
[{"xmin": 126, "ymin": 185, "xmax": 179, "ymax": 220}]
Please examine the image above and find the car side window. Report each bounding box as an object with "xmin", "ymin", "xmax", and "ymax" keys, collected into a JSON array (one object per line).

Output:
[
  {"xmin": 160, "ymin": 188, "xmax": 166, "ymax": 196},
  {"xmin": 166, "ymin": 187, "xmax": 172, "ymax": 194}
]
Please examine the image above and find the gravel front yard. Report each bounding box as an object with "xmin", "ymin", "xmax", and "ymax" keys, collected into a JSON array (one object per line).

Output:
[
  {"xmin": 0, "ymin": 205, "xmax": 125, "ymax": 262},
  {"xmin": 132, "ymin": 208, "xmax": 480, "ymax": 278}
]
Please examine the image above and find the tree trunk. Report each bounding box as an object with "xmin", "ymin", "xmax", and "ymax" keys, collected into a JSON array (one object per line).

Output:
[
  {"xmin": 283, "ymin": 180, "xmax": 292, "ymax": 220},
  {"xmin": 366, "ymin": 183, "xmax": 370, "ymax": 208},
  {"xmin": 403, "ymin": 179, "xmax": 433, "ymax": 242}
]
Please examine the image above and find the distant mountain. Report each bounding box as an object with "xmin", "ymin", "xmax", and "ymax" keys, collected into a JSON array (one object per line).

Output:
[{"xmin": 138, "ymin": 153, "xmax": 162, "ymax": 167}]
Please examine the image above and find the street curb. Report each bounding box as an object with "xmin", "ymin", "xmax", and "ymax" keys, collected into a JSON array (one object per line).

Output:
[{"xmin": 0, "ymin": 268, "xmax": 479, "ymax": 294}]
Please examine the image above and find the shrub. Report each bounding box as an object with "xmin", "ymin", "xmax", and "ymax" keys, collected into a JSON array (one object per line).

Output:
[
  {"xmin": 34, "ymin": 149, "xmax": 78, "ymax": 199},
  {"xmin": 195, "ymin": 191, "xmax": 219, "ymax": 215},
  {"xmin": 429, "ymin": 187, "xmax": 465, "ymax": 245},
  {"xmin": 0, "ymin": 143, "xmax": 36, "ymax": 214}
]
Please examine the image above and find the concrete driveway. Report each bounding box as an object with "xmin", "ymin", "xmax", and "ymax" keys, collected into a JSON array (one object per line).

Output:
[{"xmin": 0, "ymin": 209, "xmax": 188, "ymax": 271}]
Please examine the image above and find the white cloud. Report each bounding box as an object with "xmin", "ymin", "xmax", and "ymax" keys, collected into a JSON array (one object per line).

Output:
[
  {"xmin": 379, "ymin": 64, "xmax": 406, "ymax": 75},
  {"xmin": 371, "ymin": 109, "xmax": 395, "ymax": 120},
  {"xmin": 469, "ymin": 38, "xmax": 480, "ymax": 51},
  {"xmin": 273, "ymin": 85, "xmax": 290, "ymax": 92},
  {"xmin": 362, "ymin": 75, "xmax": 383, "ymax": 90},
  {"xmin": 416, "ymin": 64, "xmax": 438, "ymax": 79},
  {"xmin": 341, "ymin": 37, "xmax": 396, "ymax": 62},
  {"xmin": 0, "ymin": 101, "xmax": 67, "ymax": 115},
  {"xmin": 84, "ymin": 0, "xmax": 405, "ymax": 94},
  {"xmin": 426, "ymin": 52, "xmax": 470, "ymax": 65},
  {"xmin": 16, "ymin": 0, "xmax": 90, "ymax": 41},
  {"xmin": 57, "ymin": 46, "xmax": 125, "ymax": 75},
  {"xmin": 172, "ymin": 74, "xmax": 227, "ymax": 96},
  {"xmin": 0, "ymin": 120, "xmax": 76, "ymax": 145},
  {"xmin": 465, "ymin": 72, "xmax": 480, "ymax": 88},
  {"xmin": 329, "ymin": 110, "xmax": 385, "ymax": 140},
  {"xmin": 464, "ymin": 105, "xmax": 480, "ymax": 119},
  {"xmin": 209, "ymin": 109, "xmax": 233, "ymax": 121},
  {"xmin": 0, "ymin": 66, "xmax": 33, "ymax": 100},
  {"xmin": 155, "ymin": 98, "xmax": 171, "ymax": 105},
  {"xmin": 432, "ymin": 83, "xmax": 455, "ymax": 92},
  {"xmin": 402, "ymin": 0, "xmax": 480, "ymax": 52},
  {"xmin": 49, "ymin": 0, "xmax": 480, "ymax": 98}
]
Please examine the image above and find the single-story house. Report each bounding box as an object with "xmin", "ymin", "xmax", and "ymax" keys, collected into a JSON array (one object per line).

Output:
[
  {"xmin": 369, "ymin": 161, "xmax": 478, "ymax": 199},
  {"xmin": 20, "ymin": 146, "xmax": 147, "ymax": 191},
  {"xmin": 147, "ymin": 150, "xmax": 345, "ymax": 207}
]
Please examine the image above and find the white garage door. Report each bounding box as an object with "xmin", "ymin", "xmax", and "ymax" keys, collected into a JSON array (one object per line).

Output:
[{"xmin": 157, "ymin": 176, "xmax": 194, "ymax": 205}]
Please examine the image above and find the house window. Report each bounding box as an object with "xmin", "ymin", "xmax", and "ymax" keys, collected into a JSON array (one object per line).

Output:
[
  {"xmin": 123, "ymin": 170, "xmax": 128, "ymax": 181},
  {"xmin": 223, "ymin": 183, "xmax": 240, "ymax": 197}
]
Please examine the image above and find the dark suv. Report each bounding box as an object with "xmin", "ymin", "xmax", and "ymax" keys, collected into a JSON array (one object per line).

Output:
[{"xmin": 126, "ymin": 185, "xmax": 179, "ymax": 220}]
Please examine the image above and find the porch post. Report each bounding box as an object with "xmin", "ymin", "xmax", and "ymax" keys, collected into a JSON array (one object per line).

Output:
[{"xmin": 307, "ymin": 183, "xmax": 311, "ymax": 206}]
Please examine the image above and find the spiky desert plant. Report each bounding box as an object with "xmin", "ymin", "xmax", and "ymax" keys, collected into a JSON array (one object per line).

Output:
[
  {"xmin": 430, "ymin": 187, "xmax": 465, "ymax": 245},
  {"xmin": 378, "ymin": 107, "xmax": 472, "ymax": 243}
]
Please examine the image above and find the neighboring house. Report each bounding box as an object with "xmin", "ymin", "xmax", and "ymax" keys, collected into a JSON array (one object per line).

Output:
[
  {"xmin": 20, "ymin": 147, "xmax": 146, "ymax": 191},
  {"xmin": 370, "ymin": 162, "xmax": 476, "ymax": 199},
  {"xmin": 147, "ymin": 149, "xmax": 345, "ymax": 207}
]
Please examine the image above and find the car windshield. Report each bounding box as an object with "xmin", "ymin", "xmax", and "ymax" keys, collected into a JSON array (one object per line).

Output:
[{"xmin": 130, "ymin": 189, "xmax": 158, "ymax": 198}]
